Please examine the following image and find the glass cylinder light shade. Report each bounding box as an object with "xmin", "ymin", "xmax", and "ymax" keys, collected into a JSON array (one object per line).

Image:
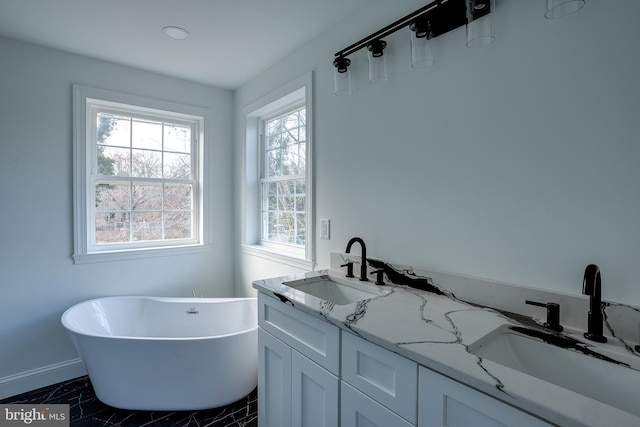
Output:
[
  {"xmin": 410, "ymin": 22, "xmax": 435, "ymax": 69},
  {"xmin": 466, "ymin": 0, "xmax": 495, "ymax": 48},
  {"xmin": 367, "ymin": 40, "xmax": 388, "ymax": 84},
  {"xmin": 544, "ymin": 0, "xmax": 585, "ymax": 19},
  {"xmin": 333, "ymin": 57, "xmax": 353, "ymax": 96}
]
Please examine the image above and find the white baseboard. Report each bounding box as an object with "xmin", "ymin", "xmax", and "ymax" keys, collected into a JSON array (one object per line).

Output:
[{"xmin": 0, "ymin": 359, "xmax": 87, "ymax": 400}]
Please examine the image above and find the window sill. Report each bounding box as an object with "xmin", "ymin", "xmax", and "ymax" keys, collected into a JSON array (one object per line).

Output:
[
  {"xmin": 73, "ymin": 244, "xmax": 211, "ymax": 264},
  {"xmin": 241, "ymin": 244, "xmax": 315, "ymax": 271}
]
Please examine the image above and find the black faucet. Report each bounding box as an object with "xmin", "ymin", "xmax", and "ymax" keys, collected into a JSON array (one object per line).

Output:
[
  {"xmin": 345, "ymin": 237, "xmax": 369, "ymax": 281},
  {"xmin": 582, "ymin": 264, "xmax": 607, "ymax": 343}
]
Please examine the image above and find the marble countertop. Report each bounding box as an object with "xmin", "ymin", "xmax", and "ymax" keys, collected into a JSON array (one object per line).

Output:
[{"xmin": 252, "ymin": 254, "xmax": 640, "ymax": 427}]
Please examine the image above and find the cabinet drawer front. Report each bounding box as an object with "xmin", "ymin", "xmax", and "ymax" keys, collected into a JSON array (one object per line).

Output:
[
  {"xmin": 342, "ymin": 331, "xmax": 418, "ymax": 424},
  {"xmin": 259, "ymin": 293, "xmax": 340, "ymax": 374},
  {"xmin": 341, "ymin": 382, "xmax": 414, "ymax": 427},
  {"xmin": 418, "ymin": 367, "xmax": 553, "ymax": 427}
]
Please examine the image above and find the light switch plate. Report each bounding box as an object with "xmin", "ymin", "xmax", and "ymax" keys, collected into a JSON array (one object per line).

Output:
[{"xmin": 320, "ymin": 219, "xmax": 330, "ymax": 240}]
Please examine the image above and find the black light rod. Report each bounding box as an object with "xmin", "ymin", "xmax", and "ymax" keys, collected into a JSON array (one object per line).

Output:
[{"xmin": 334, "ymin": 0, "xmax": 443, "ymax": 58}]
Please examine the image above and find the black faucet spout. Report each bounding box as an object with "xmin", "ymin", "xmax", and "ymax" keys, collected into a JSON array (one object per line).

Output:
[
  {"xmin": 582, "ymin": 264, "xmax": 607, "ymax": 343},
  {"xmin": 345, "ymin": 237, "xmax": 369, "ymax": 281}
]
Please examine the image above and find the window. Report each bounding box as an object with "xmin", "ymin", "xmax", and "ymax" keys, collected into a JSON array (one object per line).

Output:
[
  {"xmin": 73, "ymin": 85, "xmax": 211, "ymax": 263},
  {"xmin": 242, "ymin": 73, "xmax": 313, "ymax": 267},
  {"xmin": 261, "ymin": 106, "xmax": 306, "ymax": 247}
]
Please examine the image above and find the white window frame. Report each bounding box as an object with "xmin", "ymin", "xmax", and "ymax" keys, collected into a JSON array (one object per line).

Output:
[
  {"xmin": 72, "ymin": 85, "xmax": 212, "ymax": 264},
  {"xmin": 242, "ymin": 73, "xmax": 314, "ymax": 269}
]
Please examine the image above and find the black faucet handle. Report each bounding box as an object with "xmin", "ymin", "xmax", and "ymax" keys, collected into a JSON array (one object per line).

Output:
[
  {"xmin": 370, "ymin": 268, "xmax": 385, "ymax": 286},
  {"xmin": 526, "ymin": 300, "xmax": 563, "ymax": 332},
  {"xmin": 341, "ymin": 262, "xmax": 355, "ymax": 278}
]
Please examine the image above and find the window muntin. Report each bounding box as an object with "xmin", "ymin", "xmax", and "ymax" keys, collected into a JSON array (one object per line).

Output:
[{"xmin": 260, "ymin": 106, "xmax": 306, "ymax": 248}]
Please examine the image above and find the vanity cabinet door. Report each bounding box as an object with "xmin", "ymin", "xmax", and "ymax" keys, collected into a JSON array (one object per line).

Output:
[
  {"xmin": 258, "ymin": 328, "xmax": 292, "ymax": 427},
  {"xmin": 418, "ymin": 367, "xmax": 553, "ymax": 427},
  {"xmin": 342, "ymin": 331, "xmax": 418, "ymax": 424},
  {"xmin": 292, "ymin": 350, "xmax": 339, "ymax": 427},
  {"xmin": 259, "ymin": 326, "xmax": 339, "ymax": 427},
  {"xmin": 341, "ymin": 382, "xmax": 414, "ymax": 427}
]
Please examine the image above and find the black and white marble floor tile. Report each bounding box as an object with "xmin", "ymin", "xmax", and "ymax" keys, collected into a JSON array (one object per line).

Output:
[{"xmin": 1, "ymin": 376, "xmax": 257, "ymax": 426}]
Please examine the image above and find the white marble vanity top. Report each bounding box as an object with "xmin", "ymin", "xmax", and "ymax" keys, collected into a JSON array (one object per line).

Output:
[{"xmin": 252, "ymin": 253, "xmax": 640, "ymax": 427}]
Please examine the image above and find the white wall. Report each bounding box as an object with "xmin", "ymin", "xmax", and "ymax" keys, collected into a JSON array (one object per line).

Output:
[
  {"xmin": 234, "ymin": 0, "xmax": 640, "ymax": 304},
  {"xmin": 0, "ymin": 36, "xmax": 234, "ymax": 394}
]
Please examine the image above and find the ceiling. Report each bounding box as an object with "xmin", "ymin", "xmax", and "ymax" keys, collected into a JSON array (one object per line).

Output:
[{"xmin": 0, "ymin": 0, "xmax": 374, "ymax": 90}]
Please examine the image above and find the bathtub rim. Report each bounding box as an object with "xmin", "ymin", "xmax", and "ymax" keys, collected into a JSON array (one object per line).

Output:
[{"xmin": 61, "ymin": 296, "xmax": 257, "ymax": 341}]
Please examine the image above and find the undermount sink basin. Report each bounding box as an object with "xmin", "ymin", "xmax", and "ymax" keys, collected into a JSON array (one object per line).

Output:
[
  {"xmin": 468, "ymin": 325, "xmax": 640, "ymax": 416},
  {"xmin": 282, "ymin": 275, "xmax": 390, "ymax": 305}
]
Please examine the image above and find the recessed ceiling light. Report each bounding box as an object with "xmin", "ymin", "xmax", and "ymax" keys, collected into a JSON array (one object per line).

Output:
[{"xmin": 162, "ymin": 26, "xmax": 190, "ymax": 40}]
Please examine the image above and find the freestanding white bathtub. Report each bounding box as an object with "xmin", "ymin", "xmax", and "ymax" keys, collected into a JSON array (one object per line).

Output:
[{"xmin": 61, "ymin": 296, "xmax": 257, "ymax": 411}]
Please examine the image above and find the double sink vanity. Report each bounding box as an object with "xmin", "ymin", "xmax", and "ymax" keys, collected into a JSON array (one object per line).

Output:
[{"xmin": 253, "ymin": 243, "xmax": 640, "ymax": 427}]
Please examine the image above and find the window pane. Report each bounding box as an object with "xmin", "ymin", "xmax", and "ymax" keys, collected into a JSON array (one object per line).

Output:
[
  {"xmin": 284, "ymin": 114, "xmax": 299, "ymax": 142},
  {"xmin": 296, "ymin": 213, "xmax": 306, "ymax": 245},
  {"xmin": 165, "ymin": 211, "xmax": 192, "ymax": 239},
  {"xmin": 264, "ymin": 211, "xmax": 296, "ymax": 244},
  {"xmin": 278, "ymin": 212, "xmax": 295, "ymax": 244},
  {"xmin": 131, "ymin": 149, "xmax": 161, "ymax": 178},
  {"xmin": 97, "ymin": 146, "xmax": 116, "ymax": 176},
  {"xmin": 266, "ymin": 149, "xmax": 280, "ymax": 177},
  {"xmin": 100, "ymin": 146, "xmax": 130, "ymax": 176},
  {"xmin": 132, "ymin": 119, "xmax": 162, "ymax": 151},
  {"xmin": 132, "ymin": 184, "xmax": 162, "ymax": 211},
  {"xmin": 265, "ymin": 119, "xmax": 283, "ymax": 150},
  {"xmin": 297, "ymin": 142, "xmax": 306, "ymax": 173},
  {"xmin": 132, "ymin": 211, "xmax": 162, "ymax": 241},
  {"xmin": 164, "ymin": 152, "xmax": 191, "ymax": 179},
  {"xmin": 95, "ymin": 182, "xmax": 131, "ymax": 211},
  {"xmin": 284, "ymin": 179, "xmax": 296, "ymax": 194},
  {"xmin": 96, "ymin": 212, "xmax": 130, "ymax": 244},
  {"xmin": 280, "ymin": 195, "xmax": 295, "ymax": 212},
  {"xmin": 265, "ymin": 211, "xmax": 277, "ymax": 241},
  {"xmin": 281, "ymin": 146, "xmax": 295, "ymax": 176},
  {"xmin": 98, "ymin": 113, "xmax": 130, "ymax": 148},
  {"xmin": 164, "ymin": 124, "xmax": 191, "ymax": 153},
  {"xmin": 262, "ymin": 182, "xmax": 274, "ymax": 211},
  {"xmin": 165, "ymin": 184, "xmax": 192, "ymax": 210},
  {"xmin": 284, "ymin": 141, "xmax": 304, "ymax": 175}
]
